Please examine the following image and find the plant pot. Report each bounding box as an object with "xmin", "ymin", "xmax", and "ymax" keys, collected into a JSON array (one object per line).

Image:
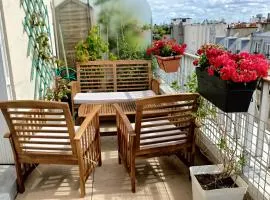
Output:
[
  {"xmin": 190, "ymin": 165, "xmax": 248, "ymax": 200},
  {"xmin": 155, "ymin": 55, "xmax": 182, "ymax": 73},
  {"xmin": 195, "ymin": 68, "xmax": 257, "ymax": 113}
]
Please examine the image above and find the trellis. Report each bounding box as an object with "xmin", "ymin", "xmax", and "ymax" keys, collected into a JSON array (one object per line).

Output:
[{"xmin": 20, "ymin": 0, "xmax": 55, "ymax": 99}]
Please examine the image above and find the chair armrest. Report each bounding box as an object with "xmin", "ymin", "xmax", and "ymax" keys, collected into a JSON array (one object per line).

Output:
[
  {"xmin": 74, "ymin": 105, "xmax": 102, "ymax": 173},
  {"xmin": 151, "ymin": 78, "xmax": 160, "ymax": 94},
  {"xmin": 74, "ymin": 105, "xmax": 101, "ymax": 141},
  {"xmin": 114, "ymin": 104, "xmax": 136, "ymax": 167},
  {"xmin": 113, "ymin": 104, "xmax": 135, "ymax": 137},
  {"xmin": 4, "ymin": 132, "xmax": 11, "ymax": 138}
]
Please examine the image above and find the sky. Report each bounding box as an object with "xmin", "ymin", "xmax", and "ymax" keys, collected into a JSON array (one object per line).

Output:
[{"xmin": 147, "ymin": 0, "xmax": 270, "ymax": 24}]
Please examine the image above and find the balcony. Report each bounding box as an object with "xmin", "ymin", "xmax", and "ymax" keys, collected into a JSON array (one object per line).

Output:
[
  {"xmin": 2, "ymin": 52, "xmax": 267, "ymax": 200},
  {"xmin": 0, "ymin": 1, "xmax": 270, "ymax": 200}
]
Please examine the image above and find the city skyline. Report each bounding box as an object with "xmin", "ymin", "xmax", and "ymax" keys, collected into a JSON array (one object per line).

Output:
[{"xmin": 148, "ymin": 0, "xmax": 270, "ymax": 24}]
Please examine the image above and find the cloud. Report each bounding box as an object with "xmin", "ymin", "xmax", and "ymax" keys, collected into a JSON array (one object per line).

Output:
[{"xmin": 147, "ymin": 0, "xmax": 270, "ymax": 24}]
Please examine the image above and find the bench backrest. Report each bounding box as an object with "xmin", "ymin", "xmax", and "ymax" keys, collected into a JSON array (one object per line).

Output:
[
  {"xmin": 0, "ymin": 101, "xmax": 77, "ymax": 157},
  {"xmin": 76, "ymin": 60, "xmax": 152, "ymax": 93}
]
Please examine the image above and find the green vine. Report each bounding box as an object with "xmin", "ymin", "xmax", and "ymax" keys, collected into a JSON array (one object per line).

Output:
[{"xmin": 184, "ymin": 72, "xmax": 216, "ymax": 122}]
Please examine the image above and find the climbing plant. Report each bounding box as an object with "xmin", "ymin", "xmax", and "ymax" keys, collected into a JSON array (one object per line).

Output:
[{"xmin": 20, "ymin": 0, "xmax": 57, "ymax": 99}]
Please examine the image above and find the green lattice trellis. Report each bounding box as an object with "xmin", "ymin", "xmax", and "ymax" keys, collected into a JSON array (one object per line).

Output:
[{"xmin": 21, "ymin": 0, "xmax": 55, "ymax": 99}]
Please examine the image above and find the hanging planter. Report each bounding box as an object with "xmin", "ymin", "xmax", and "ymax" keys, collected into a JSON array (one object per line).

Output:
[
  {"xmin": 146, "ymin": 38, "xmax": 187, "ymax": 73},
  {"xmin": 196, "ymin": 68, "xmax": 257, "ymax": 112},
  {"xmin": 155, "ymin": 55, "xmax": 182, "ymax": 73},
  {"xmin": 193, "ymin": 44, "xmax": 269, "ymax": 113}
]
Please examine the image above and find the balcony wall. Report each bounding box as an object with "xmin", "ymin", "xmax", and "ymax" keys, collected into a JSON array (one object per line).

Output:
[{"xmin": 1, "ymin": 0, "xmax": 55, "ymax": 100}]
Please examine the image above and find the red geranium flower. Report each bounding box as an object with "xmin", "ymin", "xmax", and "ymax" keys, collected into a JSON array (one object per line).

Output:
[
  {"xmin": 146, "ymin": 39, "xmax": 187, "ymax": 57},
  {"xmin": 195, "ymin": 44, "xmax": 269, "ymax": 83}
]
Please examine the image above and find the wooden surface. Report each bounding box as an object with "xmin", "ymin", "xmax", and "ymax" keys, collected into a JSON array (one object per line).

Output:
[
  {"xmin": 79, "ymin": 102, "xmax": 136, "ymax": 118},
  {"xmin": 55, "ymin": 0, "xmax": 93, "ymax": 66},
  {"xmin": 0, "ymin": 101, "xmax": 101, "ymax": 197},
  {"xmin": 76, "ymin": 60, "xmax": 154, "ymax": 93},
  {"xmin": 71, "ymin": 60, "xmax": 160, "ymax": 116},
  {"xmin": 114, "ymin": 93, "xmax": 200, "ymax": 192}
]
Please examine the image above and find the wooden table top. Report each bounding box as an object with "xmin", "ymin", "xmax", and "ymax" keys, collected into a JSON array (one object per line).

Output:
[{"xmin": 78, "ymin": 102, "xmax": 137, "ymax": 118}]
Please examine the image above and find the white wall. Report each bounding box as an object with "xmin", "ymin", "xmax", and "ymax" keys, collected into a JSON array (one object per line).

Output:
[
  {"xmin": 0, "ymin": 4, "xmax": 13, "ymax": 164},
  {"xmin": 184, "ymin": 23, "xmax": 227, "ymax": 53},
  {"xmin": 1, "ymin": 0, "xmax": 54, "ymax": 100},
  {"xmin": 1, "ymin": 0, "xmax": 35, "ymax": 99},
  {"xmin": 0, "ymin": 0, "xmax": 55, "ymax": 163}
]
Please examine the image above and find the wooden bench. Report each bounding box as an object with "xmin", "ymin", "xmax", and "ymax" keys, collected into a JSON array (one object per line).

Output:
[{"xmin": 71, "ymin": 60, "xmax": 160, "ymax": 118}]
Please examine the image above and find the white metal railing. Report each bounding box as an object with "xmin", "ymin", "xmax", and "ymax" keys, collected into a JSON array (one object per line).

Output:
[{"xmin": 156, "ymin": 52, "xmax": 270, "ymax": 200}]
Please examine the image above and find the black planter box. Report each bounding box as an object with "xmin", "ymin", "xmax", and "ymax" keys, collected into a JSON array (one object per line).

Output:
[{"xmin": 195, "ymin": 68, "xmax": 257, "ymax": 113}]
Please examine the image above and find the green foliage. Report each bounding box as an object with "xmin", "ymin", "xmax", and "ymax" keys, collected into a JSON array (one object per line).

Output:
[
  {"xmin": 35, "ymin": 33, "xmax": 51, "ymax": 61},
  {"xmin": 160, "ymin": 45, "xmax": 173, "ymax": 57},
  {"xmin": 75, "ymin": 26, "xmax": 108, "ymax": 62},
  {"xmin": 29, "ymin": 12, "xmax": 45, "ymax": 28},
  {"xmin": 118, "ymin": 38, "xmax": 148, "ymax": 60},
  {"xmin": 216, "ymin": 132, "xmax": 247, "ymax": 180},
  {"xmin": 109, "ymin": 52, "xmax": 118, "ymax": 61},
  {"xmin": 170, "ymin": 81, "xmax": 181, "ymax": 92},
  {"xmin": 75, "ymin": 41, "xmax": 90, "ymax": 62},
  {"xmin": 153, "ymin": 24, "xmax": 171, "ymax": 40},
  {"xmin": 96, "ymin": 0, "xmax": 150, "ymax": 59},
  {"xmin": 45, "ymin": 77, "xmax": 71, "ymax": 101},
  {"xmin": 184, "ymin": 72, "xmax": 216, "ymax": 122}
]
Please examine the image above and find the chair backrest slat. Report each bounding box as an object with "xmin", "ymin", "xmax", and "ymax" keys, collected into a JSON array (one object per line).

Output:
[
  {"xmin": 134, "ymin": 93, "xmax": 199, "ymax": 150},
  {"xmin": 0, "ymin": 101, "xmax": 77, "ymax": 156}
]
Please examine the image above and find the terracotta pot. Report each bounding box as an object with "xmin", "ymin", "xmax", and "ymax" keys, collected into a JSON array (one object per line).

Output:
[{"xmin": 155, "ymin": 55, "xmax": 182, "ymax": 73}]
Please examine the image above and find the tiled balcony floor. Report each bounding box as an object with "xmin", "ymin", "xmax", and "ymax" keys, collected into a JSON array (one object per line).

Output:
[{"xmin": 16, "ymin": 136, "xmax": 194, "ymax": 200}]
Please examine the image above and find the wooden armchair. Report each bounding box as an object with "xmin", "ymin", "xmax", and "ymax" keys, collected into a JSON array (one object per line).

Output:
[
  {"xmin": 0, "ymin": 101, "xmax": 102, "ymax": 197},
  {"xmin": 114, "ymin": 93, "xmax": 199, "ymax": 192}
]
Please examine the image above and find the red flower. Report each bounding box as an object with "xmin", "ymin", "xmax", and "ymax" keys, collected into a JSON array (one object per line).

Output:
[
  {"xmin": 195, "ymin": 44, "xmax": 269, "ymax": 83},
  {"xmin": 207, "ymin": 67, "xmax": 215, "ymax": 76},
  {"xmin": 193, "ymin": 60, "xmax": 199, "ymax": 66},
  {"xmin": 146, "ymin": 40, "xmax": 187, "ymax": 57}
]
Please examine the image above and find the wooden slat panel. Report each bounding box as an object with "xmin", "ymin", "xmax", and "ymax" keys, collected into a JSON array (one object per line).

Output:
[
  {"xmin": 13, "ymin": 123, "xmax": 67, "ymax": 127},
  {"xmin": 140, "ymin": 135, "xmax": 188, "ymax": 145},
  {"xmin": 11, "ymin": 117, "xmax": 65, "ymax": 121},
  {"xmin": 76, "ymin": 60, "xmax": 152, "ymax": 92}
]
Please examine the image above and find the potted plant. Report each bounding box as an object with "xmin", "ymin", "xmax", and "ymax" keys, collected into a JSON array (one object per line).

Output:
[
  {"xmin": 190, "ymin": 112, "xmax": 249, "ymax": 200},
  {"xmin": 193, "ymin": 44, "xmax": 269, "ymax": 112},
  {"xmin": 146, "ymin": 38, "xmax": 187, "ymax": 73},
  {"xmin": 45, "ymin": 77, "xmax": 72, "ymax": 111}
]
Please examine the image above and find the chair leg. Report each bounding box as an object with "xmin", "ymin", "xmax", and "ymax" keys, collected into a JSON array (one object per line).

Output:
[
  {"xmin": 78, "ymin": 163, "xmax": 86, "ymax": 197},
  {"xmin": 98, "ymin": 154, "xmax": 102, "ymax": 167},
  {"xmin": 15, "ymin": 162, "xmax": 25, "ymax": 193},
  {"xmin": 130, "ymin": 159, "xmax": 136, "ymax": 193},
  {"xmin": 79, "ymin": 177, "xmax": 86, "ymax": 198},
  {"xmin": 118, "ymin": 154, "xmax": 121, "ymax": 164},
  {"xmin": 190, "ymin": 152, "xmax": 195, "ymax": 166}
]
